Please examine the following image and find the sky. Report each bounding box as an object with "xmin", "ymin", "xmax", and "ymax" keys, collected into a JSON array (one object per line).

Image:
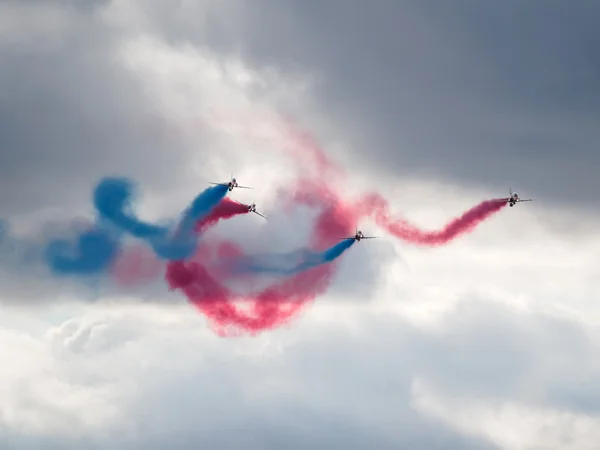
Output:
[{"xmin": 1, "ymin": 1, "xmax": 600, "ymax": 449}]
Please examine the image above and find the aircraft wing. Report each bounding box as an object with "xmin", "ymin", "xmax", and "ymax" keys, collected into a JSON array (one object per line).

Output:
[
  {"xmin": 517, "ymin": 199, "xmax": 533, "ymax": 202},
  {"xmin": 253, "ymin": 211, "xmax": 268, "ymax": 220},
  {"xmin": 361, "ymin": 237, "xmax": 378, "ymax": 239},
  {"xmin": 491, "ymin": 198, "xmax": 509, "ymax": 203},
  {"xmin": 236, "ymin": 185, "xmax": 252, "ymax": 189},
  {"xmin": 340, "ymin": 237, "xmax": 355, "ymax": 240},
  {"xmin": 209, "ymin": 182, "xmax": 227, "ymax": 186}
]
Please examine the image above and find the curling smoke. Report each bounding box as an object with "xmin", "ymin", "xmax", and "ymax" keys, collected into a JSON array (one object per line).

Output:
[
  {"xmin": 0, "ymin": 112, "xmax": 511, "ymax": 337},
  {"xmin": 112, "ymin": 198, "xmax": 251, "ymax": 287},
  {"xmin": 94, "ymin": 177, "xmax": 228, "ymax": 260},
  {"xmin": 359, "ymin": 194, "xmax": 508, "ymax": 245},
  {"xmin": 45, "ymin": 228, "xmax": 120, "ymax": 275},
  {"xmin": 165, "ymin": 181, "xmax": 356, "ymax": 335}
]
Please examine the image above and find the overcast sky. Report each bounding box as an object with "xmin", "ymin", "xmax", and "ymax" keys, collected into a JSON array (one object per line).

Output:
[{"xmin": 2, "ymin": 1, "xmax": 600, "ymax": 449}]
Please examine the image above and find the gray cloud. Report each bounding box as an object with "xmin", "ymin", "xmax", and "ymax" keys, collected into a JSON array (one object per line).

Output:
[
  {"xmin": 4, "ymin": 0, "xmax": 598, "ymax": 219},
  {"xmin": 1, "ymin": 425, "xmax": 494, "ymax": 450},
  {"xmin": 139, "ymin": 0, "xmax": 600, "ymax": 208},
  {"xmin": 0, "ymin": 0, "xmax": 391, "ymax": 304},
  {"xmin": 0, "ymin": 1, "xmax": 207, "ymax": 217}
]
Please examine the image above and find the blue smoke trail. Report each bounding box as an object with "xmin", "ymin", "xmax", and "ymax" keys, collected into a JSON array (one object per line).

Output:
[
  {"xmin": 44, "ymin": 228, "xmax": 120, "ymax": 275},
  {"xmin": 94, "ymin": 177, "xmax": 228, "ymax": 260},
  {"xmin": 227, "ymin": 239, "xmax": 355, "ymax": 276},
  {"xmin": 0, "ymin": 216, "xmax": 120, "ymax": 277},
  {"xmin": 93, "ymin": 178, "xmax": 170, "ymax": 239},
  {"xmin": 2, "ymin": 176, "xmax": 229, "ymax": 283},
  {"xmin": 42, "ymin": 177, "xmax": 228, "ymax": 276}
]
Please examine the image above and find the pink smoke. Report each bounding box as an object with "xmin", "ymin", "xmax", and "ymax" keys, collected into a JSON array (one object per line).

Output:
[
  {"xmin": 353, "ymin": 193, "xmax": 508, "ymax": 245},
  {"xmin": 165, "ymin": 182, "xmax": 351, "ymax": 336},
  {"xmin": 133, "ymin": 114, "xmax": 509, "ymax": 336},
  {"xmin": 374, "ymin": 198, "xmax": 507, "ymax": 245},
  {"xmin": 111, "ymin": 246, "xmax": 163, "ymax": 288},
  {"xmin": 195, "ymin": 198, "xmax": 250, "ymax": 232}
]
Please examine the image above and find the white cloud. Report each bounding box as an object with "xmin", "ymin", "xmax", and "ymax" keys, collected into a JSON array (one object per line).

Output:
[
  {"xmin": 6, "ymin": 294, "xmax": 600, "ymax": 449},
  {"xmin": 412, "ymin": 378, "xmax": 600, "ymax": 450},
  {"xmin": 0, "ymin": 319, "xmax": 123, "ymax": 437}
]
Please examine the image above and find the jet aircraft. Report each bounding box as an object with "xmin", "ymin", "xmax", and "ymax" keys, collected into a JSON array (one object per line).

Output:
[
  {"xmin": 210, "ymin": 175, "xmax": 252, "ymax": 191},
  {"xmin": 340, "ymin": 228, "xmax": 377, "ymax": 242},
  {"xmin": 234, "ymin": 200, "xmax": 267, "ymax": 219},
  {"xmin": 494, "ymin": 188, "xmax": 533, "ymax": 207}
]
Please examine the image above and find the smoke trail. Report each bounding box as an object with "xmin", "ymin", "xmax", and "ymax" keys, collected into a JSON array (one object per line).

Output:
[
  {"xmin": 165, "ymin": 180, "xmax": 357, "ymax": 336},
  {"xmin": 111, "ymin": 199, "xmax": 250, "ymax": 287},
  {"xmin": 93, "ymin": 178, "xmax": 168, "ymax": 239},
  {"xmin": 167, "ymin": 260, "xmax": 335, "ymax": 336},
  {"xmin": 42, "ymin": 179, "xmax": 235, "ymax": 278},
  {"xmin": 362, "ymin": 194, "xmax": 508, "ymax": 245},
  {"xmin": 195, "ymin": 198, "xmax": 249, "ymax": 232},
  {"xmin": 142, "ymin": 115, "xmax": 509, "ymax": 337},
  {"xmin": 281, "ymin": 121, "xmax": 508, "ymax": 247},
  {"xmin": 226, "ymin": 239, "xmax": 355, "ymax": 276},
  {"xmin": 44, "ymin": 228, "xmax": 120, "ymax": 275},
  {"xmin": 94, "ymin": 177, "xmax": 228, "ymax": 260},
  {"xmin": 111, "ymin": 245, "xmax": 163, "ymax": 287},
  {"xmin": 291, "ymin": 178, "xmax": 507, "ymax": 247}
]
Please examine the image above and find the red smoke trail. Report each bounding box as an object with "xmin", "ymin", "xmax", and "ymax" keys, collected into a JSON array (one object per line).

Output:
[
  {"xmin": 161, "ymin": 112, "xmax": 507, "ymax": 246},
  {"xmin": 354, "ymin": 193, "xmax": 508, "ymax": 245},
  {"xmin": 279, "ymin": 118, "xmax": 508, "ymax": 245},
  {"xmin": 375, "ymin": 198, "xmax": 507, "ymax": 245},
  {"xmin": 165, "ymin": 181, "xmax": 352, "ymax": 336},
  {"xmin": 280, "ymin": 116, "xmax": 342, "ymax": 180},
  {"xmin": 166, "ymin": 259, "xmax": 334, "ymax": 336},
  {"xmin": 154, "ymin": 115, "xmax": 508, "ymax": 336},
  {"xmin": 195, "ymin": 198, "xmax": 249, "ymax": 232},
  {"xmin": 289, "ymin": 179, "xmax": 357, "ymax": 249}
]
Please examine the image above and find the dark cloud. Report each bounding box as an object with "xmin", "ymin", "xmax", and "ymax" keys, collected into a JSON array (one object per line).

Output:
[
  {"xmin": 0, "ymin": 1, "xmax": 206, "ymax": 216},
  {"xmin": 2, "ymin": 424, "xmax": 495, "ymax": 450},
  {"xmin": 0, "ymin": 0, "xmax": 392, "ymax": 305},
  {"xmin": 10, "ymin": 0, "xmax": 110, "ymax": 11},
  {"xmin": 4, "ymin": 0, "xmax": 598, "ymax": 216},
  {"xmin": 141, "ymin": 0, "xmax": 600, "ymax": 209}
]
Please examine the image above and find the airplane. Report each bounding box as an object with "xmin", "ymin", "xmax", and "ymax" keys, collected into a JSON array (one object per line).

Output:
[
  {"xmin": 210, "ymin": 174, "xmax": 252, "ymax": 191},
  {"xmin": 495, "ymin": 188, "xmax": 533, "ymax": 207},
  {"xmin": 233, "ymin": 199, "xmax": 267, "ymax": 219},
  {"xmin": 340, "ymin": 228, "xmax": 377, "ymax": 242}
]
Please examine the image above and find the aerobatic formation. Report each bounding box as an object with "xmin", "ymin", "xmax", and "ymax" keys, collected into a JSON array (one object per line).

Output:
[{"xmin": 0, "ymin": 133, "xmax": 533, "ymax": 336}]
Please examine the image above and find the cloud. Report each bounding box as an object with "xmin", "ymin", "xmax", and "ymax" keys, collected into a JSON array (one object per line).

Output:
[
  {"xmin": 4, "ymin": 295, "xmax": 600, "ymax": 449},
  {"xmin": 2, "ymin": 0, "xmax": 599, "ymax": 449},
  {"xmin": 412, "ymin": 379, "xmax": 600, "ymax": 450},
  {"xmin": 0, "ymin": 303, "xmax": 485, "ymax": 449},
  {"xmin": 0, "ymin": 9, "xmax": 396, "ymax": 304},
  {"xmin": 129, "ymin": 0, "xmax": 600, "ymax": 208},
  {"xmin": 0, "ymin": 1, "xmax": 208, "ymax": 218}
]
